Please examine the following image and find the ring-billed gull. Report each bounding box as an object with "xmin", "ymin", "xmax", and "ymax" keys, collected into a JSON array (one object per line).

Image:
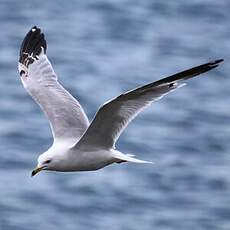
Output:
[{"xmin": 18, "ymin": 26, "xmax": 223, "ymax": 176}]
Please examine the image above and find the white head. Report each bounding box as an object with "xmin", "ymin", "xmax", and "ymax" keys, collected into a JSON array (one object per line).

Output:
[
  {"xmin": 31, "ymin": 142, "xmax": 74, "ymax": 176},
  {"xmin": 31, "ymin": 151, "xmax": 60, "ymax": 176}
]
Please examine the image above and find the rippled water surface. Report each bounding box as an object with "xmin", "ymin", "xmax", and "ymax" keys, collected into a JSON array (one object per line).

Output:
[{"xmin": 0, "ymin": 1, "xmax": 230, "ymax": 229}]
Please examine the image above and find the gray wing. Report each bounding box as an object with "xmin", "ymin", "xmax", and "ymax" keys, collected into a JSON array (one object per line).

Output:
[
  {"xmin": 77, "ymin": 59, "xmax": 223, "ymax": 149},
  {"xmin": 18, "ymin": 26, "xmax": 89, "ymax": 144}
]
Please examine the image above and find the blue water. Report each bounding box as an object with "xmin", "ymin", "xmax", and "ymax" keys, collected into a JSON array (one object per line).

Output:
[{"xmin": 0, "ymin": 0, "xmax": 230, "ymax": 229}]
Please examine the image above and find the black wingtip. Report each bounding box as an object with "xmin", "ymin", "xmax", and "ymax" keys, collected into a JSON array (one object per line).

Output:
[
  {"xmin": 19, "ymin": 26, "xmax": 47, "ymax": 65},
  {"xmin": 212, "ymin": 59, "xmax": 224, "ymax": 64},
  {"xmin": 209, "ymin": 59, "xmax": 224, "ymax": 67},
  {"xmin": 206, "ymin": 59, "xmax": 224, "ymax": 71},
  {"xmin": 144, "ymin": 58, "xmax": 224, "ymax": 89}
]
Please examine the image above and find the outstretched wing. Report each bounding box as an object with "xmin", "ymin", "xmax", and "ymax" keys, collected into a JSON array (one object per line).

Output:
[
  {"xmin": 18, "ymin": 26, "xmax": 89, "ymax": 144},
  {"xmin": 77, "ymin": 59, "xmax": 223, "ymax": 149}
]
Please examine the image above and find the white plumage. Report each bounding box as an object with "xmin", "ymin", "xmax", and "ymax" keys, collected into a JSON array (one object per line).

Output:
[{"xmin": 18, "ymin": 26, "xmax": 223, "ymax": 176}]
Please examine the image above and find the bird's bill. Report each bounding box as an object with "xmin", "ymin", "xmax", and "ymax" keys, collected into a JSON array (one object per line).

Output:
[{"xmin": 31, "ymin": 166, "xmax": 44, "ymax": 177}]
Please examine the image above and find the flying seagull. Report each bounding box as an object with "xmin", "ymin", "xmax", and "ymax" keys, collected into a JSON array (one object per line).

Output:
[{"xmin": 18, "ymin": 26, "xmax": 223, "ymax": 176}]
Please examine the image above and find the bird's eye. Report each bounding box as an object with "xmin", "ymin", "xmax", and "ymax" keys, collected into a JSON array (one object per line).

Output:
[{"xmin": 45, "ymin": 160, "xmax": 51, "ymax": 164}]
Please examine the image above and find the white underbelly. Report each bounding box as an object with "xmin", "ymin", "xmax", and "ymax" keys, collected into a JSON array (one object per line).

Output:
[{"xmin": 57, "ymin": 149, "xmax": 115, "ymax": 172}]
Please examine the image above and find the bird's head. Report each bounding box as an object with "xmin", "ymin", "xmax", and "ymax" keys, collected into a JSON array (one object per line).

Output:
[{"xmin": 31, "ymin": 152, "xmax": 54, "ymax": 177}]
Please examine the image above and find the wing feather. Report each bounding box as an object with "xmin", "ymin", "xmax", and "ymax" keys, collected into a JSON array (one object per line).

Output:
[
  {"xmin": 77, "ymin": 59, "xmax": 223, "ymax": 149},
  {"xmin": 18, "ymin": 26, "xmax": 89, "ymax": 144}
]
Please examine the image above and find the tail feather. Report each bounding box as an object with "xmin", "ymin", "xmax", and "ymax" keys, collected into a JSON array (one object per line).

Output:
[{"xmin": 113, "ymin": 151, "xmax": 153, "ymax": 164}]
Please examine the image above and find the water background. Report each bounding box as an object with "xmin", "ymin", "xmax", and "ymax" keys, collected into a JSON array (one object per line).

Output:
[{"xmin": 0, "ymin": 0, "xmax": 230, "ymax": 229}]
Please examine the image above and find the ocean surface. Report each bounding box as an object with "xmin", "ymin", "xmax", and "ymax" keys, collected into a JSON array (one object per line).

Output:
[{"xmin": 0, "ymin": 0, "xmax": 230, "ymax": 229}]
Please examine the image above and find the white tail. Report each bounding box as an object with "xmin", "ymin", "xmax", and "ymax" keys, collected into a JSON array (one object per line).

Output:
[{"xmin": 112, "ymin": 150, "xmax": 153, "ymax": 164}]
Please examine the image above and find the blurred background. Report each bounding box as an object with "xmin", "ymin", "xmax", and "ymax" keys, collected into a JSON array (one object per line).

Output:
[{"xmin": 0, "ymin": 0, "xmax": 229, "ymax": 229}]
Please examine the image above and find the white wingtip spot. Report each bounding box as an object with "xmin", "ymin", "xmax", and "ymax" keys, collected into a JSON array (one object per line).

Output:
[
  {"xmin": 18, "ymin": 62, "xmax": 28, "ymax": 78},
  {"xmin": 40, "ymin": 47, "xmax": 45, "ymax": 55},
  {"xmin": 177, "ymin": 83, "xmax": 187, "ymax": 88}
]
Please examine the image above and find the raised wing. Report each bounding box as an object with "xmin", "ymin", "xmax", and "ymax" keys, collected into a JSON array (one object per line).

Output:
[
  {"xmin": 77, "ymin": 59, "xmax": 223, "ymax": 149},
  {"xmin": 18, "ymin": 26, "xmax": 89, "ymax": 144}
]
